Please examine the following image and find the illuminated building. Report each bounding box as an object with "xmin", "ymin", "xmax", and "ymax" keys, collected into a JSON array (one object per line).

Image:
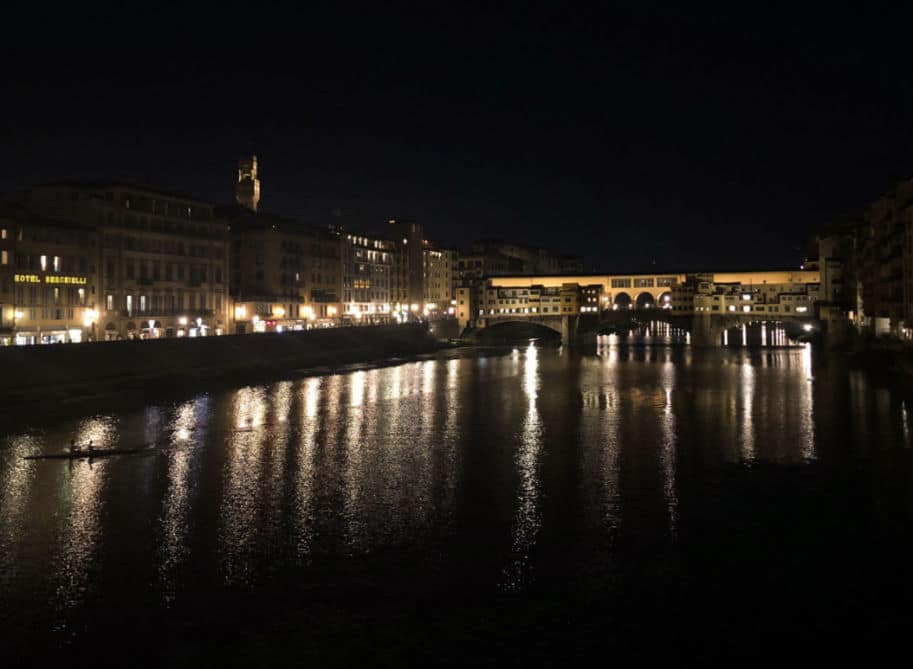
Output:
[
  {"xmin": 457, "ymin": 270, "xmax": 822, "ymax": 329},
  {"xmin": 341, "ymin": 231, "xmax": 393, "ymax": 324},
  {"xmin": 0, "ymin": 204, "xmax": 99, "ymax": 345},
  {"xmin": 457, "ymin": 280, "xmax": 602, "ymax": 329},
  {"xmin": 23, "ymin": 181, "xmax": 231, "ymax": 340},
  {"xmin": 225, "ymin": 206, "xmax": 342, "ymax": 333},
  {"xmin": 385, "ymin": 218, "xmax": 424, "ymax": 306},
  {"xmin": 422, "ymin": 244, "xmax": 454, "ymax": 318}
]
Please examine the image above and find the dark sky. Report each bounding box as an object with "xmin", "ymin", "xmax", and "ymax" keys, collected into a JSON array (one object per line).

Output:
[{"xmin": 3, "ymin": 2, "xmax": 912, "ymax": 271}]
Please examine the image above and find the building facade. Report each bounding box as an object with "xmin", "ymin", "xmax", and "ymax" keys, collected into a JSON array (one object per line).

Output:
[
  {"xmin": 341, "ymin": 232, "xmax": 394, "ymax": 323},
  {"xmin": 0, "ymin": 205, "xmax": 99, "ymax": 345},
  {"xmin": 20, "ymin": 182, "xmax": 231, "ymax": 340},
  {"xmin": 422, "ymin": 244, "xmax": 454, "ymax": 317},
  {"xmin": 226, "ymin": 207, "xmax": 342, "ymax": 333}
]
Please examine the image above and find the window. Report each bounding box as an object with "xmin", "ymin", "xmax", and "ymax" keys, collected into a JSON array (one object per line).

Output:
[
  {"xmin": 126, "ymin": 295, "xmax": 133, "ymax": 315},
  {"xmin": 139, "ymin": 295, "xmax": 147, "ymax": 312},
  {"xmin": 40, "ymin": 255, "xmax": 47, "ymax": 271},
  {"xmin": 1, "ymin": 250, "xmax": 6, "ymax": 265},
  {"xmin": 53, "ymin": 256, "xmax": 60, "ymax": 272},
  {"xmin": 106, "ymin": 294, "xmax": 114, "ymax": 311},
  {"xmin": 0, "ymin": 228, "xmax": 6, "ymax": 239}
]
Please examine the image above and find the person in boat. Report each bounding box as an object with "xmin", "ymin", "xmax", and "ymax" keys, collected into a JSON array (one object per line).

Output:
[{"xmin": 86, "ymin": 440, "xmax": 94, "ymax": 455}]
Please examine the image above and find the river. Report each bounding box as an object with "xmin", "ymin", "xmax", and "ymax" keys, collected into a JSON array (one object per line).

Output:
[{"xmin": 1, "ymin": 343, "xmax": 912, "ymax": 664}]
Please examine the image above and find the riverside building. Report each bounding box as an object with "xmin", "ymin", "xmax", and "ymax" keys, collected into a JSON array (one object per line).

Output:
[
  {"xmin": 341, "ymin": 231, "xmax": 394, "ymax": 323},
  {"xmin": 225, "ymin": 206, "xmax": 342, "ymax": 333},
  {"xmin": 19, "ymin": 181, "xmax": 230, "ymax": 340},
  {"xmin": 0, "ymin": 204, "xmax": 99, "ymax": 345},
  {"xmin": 422, "ymin": 243, "xmax": 455, "ymax": 318}
]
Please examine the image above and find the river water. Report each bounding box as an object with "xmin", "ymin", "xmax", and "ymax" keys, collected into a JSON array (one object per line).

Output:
[{"xmin": 1, "ymin": 343, "xmax": 912, "ymax": 664}]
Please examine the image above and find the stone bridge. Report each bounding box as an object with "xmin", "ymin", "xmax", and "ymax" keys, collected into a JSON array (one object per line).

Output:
[
  {"xmin": 477, "ymin": 313, "xmax": 599, "ymax": 343},
  {"xmin": 477, "ymin": 310, "xmax": 816, "ymax": 347}
]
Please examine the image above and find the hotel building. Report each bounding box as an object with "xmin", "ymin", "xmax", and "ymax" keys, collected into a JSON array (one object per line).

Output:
[
  {"xmin": 0, "ymin": 204, "xmax": 99, "ymax": 345},
  {"xmin": 16, "ymin": 181, "xmax": 231, "ymax": 340}
]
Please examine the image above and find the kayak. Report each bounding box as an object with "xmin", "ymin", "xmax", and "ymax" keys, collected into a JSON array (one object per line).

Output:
[{"xmin": 24, "ymin": 445, "xmax": 154, "ymax": 460}]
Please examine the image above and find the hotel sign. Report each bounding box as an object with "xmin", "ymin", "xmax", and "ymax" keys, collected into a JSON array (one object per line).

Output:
[{"xmin": 14, "ymin": 274, "xmax": 87, "ymax": 285}]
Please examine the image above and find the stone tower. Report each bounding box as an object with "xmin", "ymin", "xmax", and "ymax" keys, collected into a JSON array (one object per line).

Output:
[{"xmin": 235, "ymin": 155, "xmax": 260, "ymax": 212}]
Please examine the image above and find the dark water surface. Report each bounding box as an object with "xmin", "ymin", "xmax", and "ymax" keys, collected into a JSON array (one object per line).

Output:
[{"xmin": 2, "ymin": 344, "xmax": 912, "ymax": 665}]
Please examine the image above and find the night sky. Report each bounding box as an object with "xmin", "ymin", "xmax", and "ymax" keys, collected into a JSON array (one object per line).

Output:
[{"xmin": 3, "ymin": 3, "xmax": 912, "ymax": 271}]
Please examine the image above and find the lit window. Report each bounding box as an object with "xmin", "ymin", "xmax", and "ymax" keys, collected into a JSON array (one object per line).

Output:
[
  {"xmin": 40, "ymin": 255, "xmax": 47, "ymax": 271},
  {"xmin": 742, "ymin": 305, "xmax": 750, "ymax": 312},
  {"xmin": 1, "ymin": 250, "xmax": 6, "ymax": 265},
  {"xmin": 0, "ymin": 228, "xmax": 6, "ymax": 239},
  {"xmin": 106, "ymin": 294, "xmax": 114, "ymax": 311}
]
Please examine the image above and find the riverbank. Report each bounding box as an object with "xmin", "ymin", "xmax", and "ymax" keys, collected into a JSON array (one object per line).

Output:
[{"xmin": 0, "ymin": 324, "xmax": 448, "ymax": 412}]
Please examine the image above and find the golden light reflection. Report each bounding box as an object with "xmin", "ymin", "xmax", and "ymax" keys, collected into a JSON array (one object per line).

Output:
[
  {"xmin": 342, "ymin": 369, "xmax": 369, "ymax": 552},
  {"xmin": 503, "ymin": 343, "xmax": 542, "ymax": 591},
  {"xmin": 388, "ymin": 364, "xmax": 403, "ymax": 401},
  {"xmin": 272, "ymin": 380, "xmax": 293, "ymax": 424},
  {"xmin": 159, "ymin": 397, "xmax": 208, "ymax": 603},
  {"xmin": 659, "ymin": 361, "xmax": 678, "ymax": 537},
  {"xmin": 580, "ymin": 358, "xmax": 621, "ymax": 537},
  {"xmin": 740, "ymin": 361, "xmax": 756, "ymax": 462},
  {"xmin": 293, "ymin": 377, "xmax": 322, "ymax": 560},
  {"xmin": 52, "ymin": 430, "xmax": 110, "ymax": 629},
  {"xmin": 219, "ymin": 386, "xmax": 269, "ymax": 585},
  {"xmin": 304, "ymin": 375, "xmax": 320, "ymax": 419},
  {"xmin": 350, "ymin": 370, "xmax": 366, "ymax": 407},
  {"xmin": 233, "ymin": 385, "xmax": 267, "ymax": 429},
  {"xmin": 0, "ymin": 435, "xmax": 39, "ymax": 581},
  {"xmin": 798, "ymin": 344, "xmax": 815, "ymax": 461},
  {"xmin": 422, "ymin": 359, "xmax": 435, "ymax": 396}
]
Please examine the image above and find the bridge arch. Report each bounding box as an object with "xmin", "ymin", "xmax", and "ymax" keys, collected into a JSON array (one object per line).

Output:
[
  {"xmin": 635, "ymin": 292, "xmax": 655, "ymax": 309},
  {"xmin": 658, "ymin": 291, "xmax": 672, "ymax": 309},
  {"xmin": 613, "ymin": 292, "xmax": 632, "ymax": 309},
  {"xmin": 477, "ymin": 320, "xmax": 563, "ymax": 344}
]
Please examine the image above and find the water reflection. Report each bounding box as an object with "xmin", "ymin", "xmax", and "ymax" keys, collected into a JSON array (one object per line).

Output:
[
  {"xmin": 158, "ymin": 397, "xmax": 209, "ymax": 603},
  {"xmin": 0, "ymin": 435, "xmax": 38, "ymax": 589},
  {"xmin": 2, "ymin": 346, "xmax": 912, "ymax": 652},
  {"xmin": 659, "ymin": 361, "xmax": 678, "ymax": 537},
  {"xmin": 51, "ymin": 417, "xmax": 117, "ymax": 635},
  {"xmin": 291, "ymin": 377, "xmax": 322, "ymax": 560},
  {"xmin": 503, "ymin": 343, "xmax": 543, "ymax": 591},
  {"xmin": 219, "ymin": 386, "xmax": 269, "ymax": 584}
]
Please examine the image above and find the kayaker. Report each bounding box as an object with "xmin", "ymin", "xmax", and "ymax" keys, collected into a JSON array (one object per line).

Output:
[{"xmin": 87, "ymin": 440, "xmax": 94, "ymax": 456}]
